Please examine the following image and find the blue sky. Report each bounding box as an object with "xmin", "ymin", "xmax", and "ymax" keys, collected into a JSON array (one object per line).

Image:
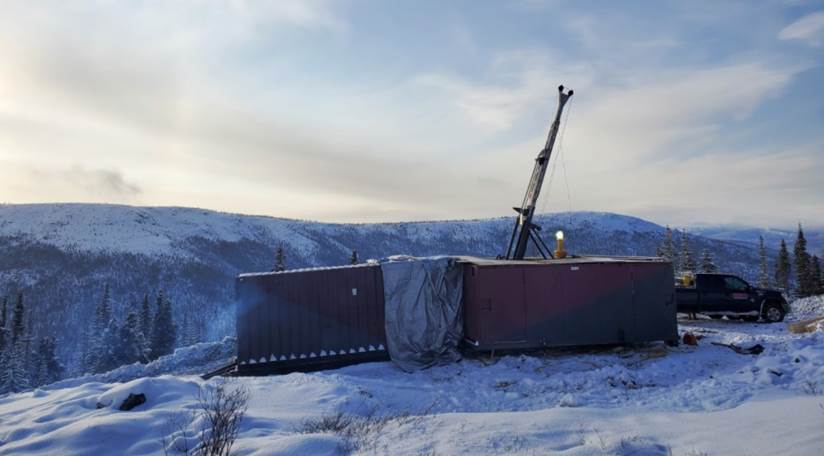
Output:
[{"xmin": 1, "ymin": 1, "xmax": 822, "ymax": 227}]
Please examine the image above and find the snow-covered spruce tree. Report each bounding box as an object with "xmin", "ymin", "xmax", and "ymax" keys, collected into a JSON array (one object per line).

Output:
[
  {"xmin": 0, "ymin": 296, "xmax": 7, "ymax": 357},
  {"xmin": 83, "ymin": 284, "xmax": 113, "ymax": 372},
  {"xmin": 794, "ymin": 223, "xmax": 813, "ymax": 297},
  {"xmin": 10, "ymin": 294, "xmax": 25, "ymax": 346},
  {"xmin": 0, "ymin": 294, "xmax": 30, "ymax": 394},
  {"xmin": 0, "ymin": 339, "xmax": 29, "ymax": 394},
  {"xmin": 657, "ymin": 226, "xmax": 677, "ymax": 270},
  {"xmin": 775, "ymin": 239, "xmax": 791, "ymax": 293},
  {"xmin": 678, "ymin": 233, "xmax": 695, "ymax": 275},
  {"xmin": 350, "ymin": 249, "xmax": 359, "ymax": 265},
  {"xmin": 149, "ymin": 291, "xmax": 176, "ymax": 360},
  {"xmin": 757, "ymin": 235, "xmax": 770, "ymax": 288},
  {"xmin": 139, "ymin": 294, "xmax": 152, "ymax": 353},
  {"xmin": 700, "ymin": 249, "xmax": 718, "ymax": 273},
  {"xmin": 114, "ymin": 312, "xmax": 147, "ymax": 365},
  {"xmin": 31, "ymin": 336, "xmax": 63, "ymax": 387},
  {"xmin": 179, "ymin": 309, "xmax": 201, "ymax": 347},
  {"xmin": 89, "ymin": 317, "xmax": 120, "ymax": 373},
  {"xmin": 273, "ymin": 243, "xmax": 286, "ymax": 272}
]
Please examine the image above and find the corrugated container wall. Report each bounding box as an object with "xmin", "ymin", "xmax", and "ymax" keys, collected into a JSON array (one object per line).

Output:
[
  {"xmin": 463, "ymin": 258, "xmax": 678, "ymax": 350},
  {"xmin": 236, "ymin": 264, "xmax": 388, "ymax": 373}
]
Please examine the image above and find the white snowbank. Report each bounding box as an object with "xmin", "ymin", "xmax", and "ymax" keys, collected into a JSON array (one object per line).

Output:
[
  {"xmin": 789, "ymin": 294, "xmax": 824, "ymax": 320},
  {"xmin": 48, "ymin": 337, "xmax": 236, "ymax": 390},
  {"xmin": 2, "ymin": 313, "xmax": 823, "ymax": 455}
]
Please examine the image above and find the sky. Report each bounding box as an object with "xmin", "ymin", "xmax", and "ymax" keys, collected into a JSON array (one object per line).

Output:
[{"xmin": 1, "ymin": 0, "xmax": 823, "ymax": 228}]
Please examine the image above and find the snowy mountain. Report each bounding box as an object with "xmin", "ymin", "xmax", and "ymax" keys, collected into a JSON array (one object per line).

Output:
[
  {"xmin": 690, "ymin": 223, "xmax": 824, "ymax": 257},
  {"xmin": 0, "ymin": 203, "xmax": 762, "ymax": 376}
]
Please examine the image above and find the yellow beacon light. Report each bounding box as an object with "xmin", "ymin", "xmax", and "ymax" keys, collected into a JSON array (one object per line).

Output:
[{"xmin": 555, "ymin": 230, "xmax": 567, "ymax": 259}]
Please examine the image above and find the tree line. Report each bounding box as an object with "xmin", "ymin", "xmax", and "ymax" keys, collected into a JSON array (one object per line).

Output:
[
  {"xmin": 656, "ymin": 227, "xmax": 719, "ymax": 276},
  {"xmin": 82, "ymin": 284, "xmax": 179, "ymax": 374},
  {"xmin": 771, "ymin": 224, "xmax": 823, "ymax": 297},
  {"xmin": 0, "ymin": 284, "xmax": 210, "ymax": 395},
  {"xmin": 0, "ymin": 294, "xmax": 62, "ymax": 394},
  {"xmin": 658, "ymin": 224, "xmax": 824, "ymax": 297}
]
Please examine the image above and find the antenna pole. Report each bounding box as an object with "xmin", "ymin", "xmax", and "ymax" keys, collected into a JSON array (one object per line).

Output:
[{"xmin": 506, "ymin": 85, "xmax": 573, "ymax": 260}]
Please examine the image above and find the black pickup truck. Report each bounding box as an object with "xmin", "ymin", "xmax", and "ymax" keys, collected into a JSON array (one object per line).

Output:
[{"xmin": 676, "ymin": 273, "xmax": 789, "ymax": 322}]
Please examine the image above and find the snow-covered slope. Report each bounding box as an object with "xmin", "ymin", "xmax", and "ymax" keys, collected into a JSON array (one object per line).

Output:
[
  {"xmin": 0, "ymin": 203, "xmax": 760, "ymax": 377},
  {"xmin": 1, "ymin": 307, "xmax": 822, "ymax": 455},
  {"xmin": 0, "ymin": 204, "xmax": 662, "ymax": 258},
  {"xmin": 690, "ymin": 223, "xmax": 824, "ymax": 257}
]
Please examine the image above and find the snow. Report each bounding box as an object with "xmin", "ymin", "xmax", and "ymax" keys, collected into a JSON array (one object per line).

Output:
[
  {"xmin": 789, "ymin": 294, "xmax": 824, "ymax": 320},
  {"xmin": 0, "ymin": 204, "xmax": 662, "ymax": 258},
  {"xmin": 0, "ymin": 203, "xmax": 322, "ymax": 258},
  {"xmin": 2, "ymin": 302, "xmax": 824, "ymax": 455}
]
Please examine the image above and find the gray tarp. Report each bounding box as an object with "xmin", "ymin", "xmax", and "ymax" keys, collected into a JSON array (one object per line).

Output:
[{"xmin": 380, "ymin": 256, "xmax": 464, "ymax": 372}]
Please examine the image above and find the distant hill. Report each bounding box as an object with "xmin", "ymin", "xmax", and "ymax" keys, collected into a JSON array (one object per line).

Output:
[
  {"xmin": 0, "ymin": 204, "xmax": 761, "ymax": 375},
  {"xmin": 690, "ymin": 224, "xmax": 824, "ymax": 258}
]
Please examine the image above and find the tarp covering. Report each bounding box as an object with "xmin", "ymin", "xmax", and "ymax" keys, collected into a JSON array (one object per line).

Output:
[{"xmin": 380, "ymin": 256, "xmax": 464, "ymax": 372}]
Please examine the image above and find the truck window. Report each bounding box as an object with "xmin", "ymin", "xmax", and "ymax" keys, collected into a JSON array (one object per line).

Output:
[
  {"xmin": 701, "ymin": 275, "xmax": 724, "ymax": 291},
  {"xmin": 724, "ymin": 277, "xmax": 748, "ymax": 292}
]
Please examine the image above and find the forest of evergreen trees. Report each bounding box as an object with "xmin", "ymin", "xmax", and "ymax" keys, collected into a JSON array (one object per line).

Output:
[
  {"xmin": 0, "ymin": 285, "xmax": 207, "ymax": 395},
  {"xmin": 658, "ymin": 224, "xmax": 824, "ymax": 296}
]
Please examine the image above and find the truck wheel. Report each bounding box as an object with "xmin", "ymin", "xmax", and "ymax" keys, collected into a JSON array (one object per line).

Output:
[
  {"xmin": 709, "ymin": 315, "xmax": 723, "ymax": 320},
  {"xmin": 762, "ymin": 303, "xmax": 785, "ymax": 323}
]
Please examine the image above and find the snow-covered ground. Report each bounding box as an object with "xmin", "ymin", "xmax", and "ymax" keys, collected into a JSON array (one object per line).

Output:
[{"xmin": 2, "ymin": 298, "xmax": 823, "ymax": 455}]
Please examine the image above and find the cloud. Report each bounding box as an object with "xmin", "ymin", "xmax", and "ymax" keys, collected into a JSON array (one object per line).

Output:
[
  {"xmin": 1, "ymin": 163, "xmax": 141, "ymax": 202},
  {"xmin": 0, "ymin": 1, "xmax": 820, "ymax": 227},
  {"xmin": 412, "ymin": 52, "xmax": 592, "ymax": 131},
  {"xmin": 779, "ymin": 11, "xmax": 824, "ymax": 46}
]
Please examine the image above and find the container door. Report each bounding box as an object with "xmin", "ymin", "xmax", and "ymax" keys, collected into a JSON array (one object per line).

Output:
[
  {"xmin": 479, "ymin": 266, "xmax": 527, "ymax": 348},
  {"xmin": 553, "ymin": 263, "xmax": 634, "ymax": 346},
  {"xmin": 630, "ymin": 263, "xmax": 677, "ymax": 343},
  {"xmin": 523, "ymin": 265, "xmax": 563, "ymax": 346}
]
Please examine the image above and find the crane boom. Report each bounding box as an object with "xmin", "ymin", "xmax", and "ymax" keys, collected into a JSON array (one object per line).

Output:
[{"xmin": 505, "ymin": 85, "xmax": 573, "ymax": 260}]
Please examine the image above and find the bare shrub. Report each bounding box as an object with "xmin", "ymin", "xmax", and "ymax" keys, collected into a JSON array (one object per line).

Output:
[
  {"xmin": 196, "ymin": 383, "xmax": 249, "ymax": 456},
  {"xmin": 162, "ymin": 382, "xmax": 249, "ymax": 456},
  {"xmin": 161, "ymin": 411, "xmax": 196, "ymax": 456},
  {"xmin": 296, "ymin": 408, "xmax": 433, "ymax": 454},
  {"xmin": 802, "ymin": 380, "xmax": 821, "ymax": 395},
  {"xmin": 296, "ymin": 412, "xmax": 356, "ymax": 435}
]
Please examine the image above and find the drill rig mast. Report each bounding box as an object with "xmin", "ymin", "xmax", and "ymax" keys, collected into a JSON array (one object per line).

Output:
[{"xmin": 505, "ymin": 85, "xmax": 573, "ymax": 260}]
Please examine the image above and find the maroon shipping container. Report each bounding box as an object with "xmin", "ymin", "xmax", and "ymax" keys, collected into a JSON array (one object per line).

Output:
[
  {"xmin": 462, "ymin": 256, "xmax": 678, "ymax": 350},
  {"xmin": 235, "ymin": 264, "xmax": 388, "ymax": 374}
]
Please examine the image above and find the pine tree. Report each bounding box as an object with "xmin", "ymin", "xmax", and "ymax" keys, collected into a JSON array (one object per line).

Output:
[
  {"xmin": 31, "ymin": 337, "xmax": 63, "ymax": 387},
  {"xmin": 775, "ymin": 239, "xmax": 791, "ymax": 293},
  {"xmin": 139, "ymin": 294, "xmax": 152, "ymax": 353},
  {"xmin": 0, "ymin": 294, "xmax": 30, "ymax": 394},
  {"xmin": 84, "ymin": 285, "xmax": 114, "ymax": 372},
  {"xmin": 794, "ymin": 223, "xmax": 813, "ymax": 297},
  {"xmin": 811, "ymin": 255, "xmax": 823, "ymax": 295},
  {"xmin": 179, "ymin": 310, "xmax": 201, "ymax": 347},
  {"xmin": 757, "ymin": 235, "xmax": 770, "ymax": 288},
  {"xmin": 678, "ymin": 233, "xmax": 695, "ymax": 274},
  {"xmin": 139, "ymin": 294, "xmax": 152, "ymax": 335},
  {"xmin": 0, "ymin": 296, "xmax": 7, "ymax": 357},
  {"xmin": 149, "ymin": 291, "xmax": 176, "ymax": 360},
  {"xmin": 11, "ymin": 293, "xmax": 25, "ymax": 346},
  {"xmin": 657, "ymin": 226, "xmax": 677, "ymax": 266},
  {"xmin": 114, "ymin": 312, "xmax": 147, "ymax": 366},
  {"xmin": 273, "ymin": 244, "xmax": 286, "ymax": 272},
  {"xmin": 350, "ymin": 249, "xmax": 359, "ymax": 265},
  {"xmin": 699, "ymin": 249, "xmax": 718, "ymax": 273}
]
